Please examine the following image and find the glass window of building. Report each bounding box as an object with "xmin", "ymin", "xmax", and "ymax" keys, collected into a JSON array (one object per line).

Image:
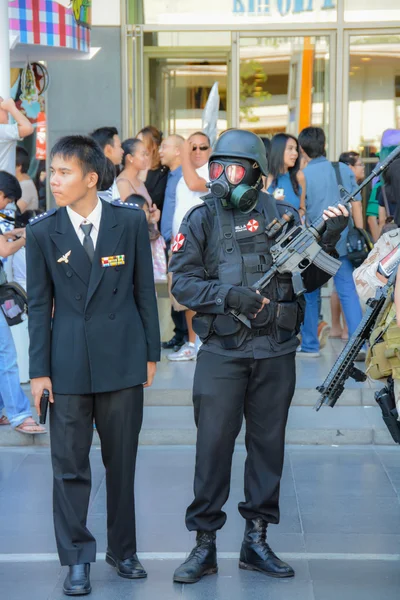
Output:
[
  {"xmin": 142, "ymin": 0, "xmax": 337, "ymax": 25},
  {"xmin": 142, "ymin": 32, "xmax": 230, "ymax": 138},
  {"xmin": 239, "ymin": 36, "xmax": 330, "ymax": 140},
  {"xmin": 344, "ymin": 0, "xmax": 400, "ymax": 22},
  {"xmin": 348, "ymin": 34, "xmax": 400, "ymax": 156}
]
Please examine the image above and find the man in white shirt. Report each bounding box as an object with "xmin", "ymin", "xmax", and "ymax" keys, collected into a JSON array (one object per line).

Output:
[
  {"xmin": 0, "ymin": 98, "xmax": 33, "ymax": 175},
  {"xmin": 169, "ymin": 132, "xmax": 211, "ymax": 362}
]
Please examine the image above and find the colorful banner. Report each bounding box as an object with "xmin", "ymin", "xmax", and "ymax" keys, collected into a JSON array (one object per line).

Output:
[{"xmin": 8, "ymin": 0, "xmax": 91, "ymax": 52}]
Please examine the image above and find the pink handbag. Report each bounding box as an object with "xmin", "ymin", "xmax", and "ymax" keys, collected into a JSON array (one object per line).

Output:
[{"xmin": 151, "ymin": 235, "xmax": 167, "ymax": 283}]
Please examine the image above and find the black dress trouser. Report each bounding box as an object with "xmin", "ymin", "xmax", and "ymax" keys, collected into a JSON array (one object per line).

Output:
[
  {"xmin": 185, "ymin": 350, "xmax": 296, "ymax": 532},
  {"xmin": 50, "ymin": 385, "xmax": 143, "ymax": 566}
]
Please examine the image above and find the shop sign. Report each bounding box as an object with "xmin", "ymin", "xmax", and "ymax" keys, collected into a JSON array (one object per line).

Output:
[
  {"xmin": 233, "ymin": 0, "xmax": 336, "ymax": 16},
  {"xmin": 143, "ymin": 0, "xmax": 337, "ymax": 24}
]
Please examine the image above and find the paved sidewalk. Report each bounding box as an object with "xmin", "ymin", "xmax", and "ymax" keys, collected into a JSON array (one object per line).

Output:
[
  {"xmin": 1, "ymin": 445, "xmax": 400, "ymax": 599},
  {"xmin": 1, "ymin": 338, "xmax": 391, "ymax": 447}
]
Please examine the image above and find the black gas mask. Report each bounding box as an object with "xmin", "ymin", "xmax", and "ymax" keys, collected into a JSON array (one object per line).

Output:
[{"xmin": 207, "ymin": 158, "xmax": 262, "ymax": 214}]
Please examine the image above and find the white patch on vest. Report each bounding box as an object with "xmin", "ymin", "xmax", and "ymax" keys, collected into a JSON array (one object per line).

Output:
[{"xmin": 235, "ymin": 224, "xmax": 248, "ymax": 233}]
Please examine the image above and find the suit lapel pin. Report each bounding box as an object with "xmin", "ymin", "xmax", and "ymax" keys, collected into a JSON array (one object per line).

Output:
[{"xmin": 57, "ymin": 250, "xmax": 72, "ymax": 264}]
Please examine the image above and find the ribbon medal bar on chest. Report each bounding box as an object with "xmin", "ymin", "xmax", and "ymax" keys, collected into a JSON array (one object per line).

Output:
[{"xmin": 101, "ymin": 255, "xmax": 126, "ymax": 268}]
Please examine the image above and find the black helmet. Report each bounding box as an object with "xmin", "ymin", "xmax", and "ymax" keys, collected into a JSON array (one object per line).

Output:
[{"xmin": 210, "ymin": 129, "xmax": 268, "ymax": 176}]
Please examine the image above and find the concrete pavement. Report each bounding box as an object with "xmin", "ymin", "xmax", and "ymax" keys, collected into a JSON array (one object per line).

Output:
[{"xmin": 1, "ymin": 445, "xmax": 400, "ymax": 599}]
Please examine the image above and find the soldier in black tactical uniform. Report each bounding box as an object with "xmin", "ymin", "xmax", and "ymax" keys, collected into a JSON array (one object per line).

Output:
[{"xmin": 169, "ymin": 129, "xmax": 349, "ymax": 584}]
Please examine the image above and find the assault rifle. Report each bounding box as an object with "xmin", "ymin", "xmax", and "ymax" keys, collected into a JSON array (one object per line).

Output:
[
  {"xmin": 314, "ymin": 270, "xmax": 396, "ymax": 412},
  {"xmin": 232, "ymin": 144, "xmax": 400, "ymax": 327}
]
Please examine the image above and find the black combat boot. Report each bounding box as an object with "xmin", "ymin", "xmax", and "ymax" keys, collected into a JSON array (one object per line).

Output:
[
  {"xmin": 173, "ymin": 531, "xmax": 218, "ymax": 583},
  {"xmin": 239, "ymin": 518, "xmax": 294, "ymax": 578}
]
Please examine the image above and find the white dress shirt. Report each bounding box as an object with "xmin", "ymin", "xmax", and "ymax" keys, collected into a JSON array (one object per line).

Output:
[
  {"xmin": 172, "ymin": 163, "xmax": 209, "ymax": 240},
  {"xmin": 66, "ymin": 199, "xmax": 102, "ymax": 249}
]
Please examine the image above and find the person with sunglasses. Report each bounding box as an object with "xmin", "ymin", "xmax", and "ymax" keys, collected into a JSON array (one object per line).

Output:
[
  {"xmin": 169, "ymin": 129, "xmax": 349, "ymax": 585},
  {"xmin": 168, "ymin": 132, "xmax": 212, "ymax": 362}
]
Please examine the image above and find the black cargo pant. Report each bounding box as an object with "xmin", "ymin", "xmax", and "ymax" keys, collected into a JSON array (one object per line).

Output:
[
  {"xmin": 185, "ymin": 350, "xmax": 296, "ymax": 532},
  {"xmin": 50, "ymin": 385, "xmax": 143, "ymax": 566}
]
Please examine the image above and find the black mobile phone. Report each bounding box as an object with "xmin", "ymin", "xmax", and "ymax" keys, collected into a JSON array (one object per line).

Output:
[{"xmin": 39, "ymin": 389, "xmax": 50, "ymax": 425}]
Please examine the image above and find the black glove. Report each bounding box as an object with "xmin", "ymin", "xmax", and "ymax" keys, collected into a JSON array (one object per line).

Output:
[
  {"xmin": 226, "ymin": 287, "xmax": 264, "ymax": 318},
  {"xmin": 321, "ymin": 213, "xmax": 349, "ymax": 251}
]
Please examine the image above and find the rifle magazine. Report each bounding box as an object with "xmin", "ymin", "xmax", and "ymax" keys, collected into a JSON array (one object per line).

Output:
[{"xmin": 312, "ymin": 249, "xmax": 341, "ymax": 276}]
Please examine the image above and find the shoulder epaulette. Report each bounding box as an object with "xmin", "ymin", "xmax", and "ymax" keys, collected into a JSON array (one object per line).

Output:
[
  {"xmin": 111, "ymin": 200, "xmax": 139, "ymax": 209},
  {"xmin": 184, "ymin": 202, "xmax": 207, "ymax": 221},
  {"xmin": 29, "ymin": 208, "xmax": 57, "ymax": 225},
  {"xmin": 200, "ymin": 193, "xmax": 214, "ymax": 202}
]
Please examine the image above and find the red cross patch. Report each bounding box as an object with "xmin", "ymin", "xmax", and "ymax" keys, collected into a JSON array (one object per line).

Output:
[
  {"xmin": 172, "ymin": 233, "xmax": 186, "ymax": 252},
  {"xmin": 246, "ymin": 219, "xmax": 259, "ymax": 232}
]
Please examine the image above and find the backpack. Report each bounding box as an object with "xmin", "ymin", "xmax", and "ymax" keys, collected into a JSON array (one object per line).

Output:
[
  {"xmin": 0, "ymin": 262, "xmax": 28, "ymax": 326},
  {"xmin": 331, "ymin": 161, "xmax": 373, "ymax": 267}
]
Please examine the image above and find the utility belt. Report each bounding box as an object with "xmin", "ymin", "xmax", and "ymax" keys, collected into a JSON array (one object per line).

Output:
[{"xmin": 193, "ymin": 299, "xmax": 303, "ymax": 350}]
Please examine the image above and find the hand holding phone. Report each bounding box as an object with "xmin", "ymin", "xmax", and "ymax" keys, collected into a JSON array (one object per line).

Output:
[{"xmin": 39, "ymin": 390, "xmax": 50, "ymax": 425}]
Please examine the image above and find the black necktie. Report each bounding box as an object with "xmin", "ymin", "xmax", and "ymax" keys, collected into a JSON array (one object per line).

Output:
[{"xmin": 80, "ymin": 223, "xmax": 95, "ymax": 263}]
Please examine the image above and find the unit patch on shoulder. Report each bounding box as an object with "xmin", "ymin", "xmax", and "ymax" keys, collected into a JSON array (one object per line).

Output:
[
  {"xmin": 29, "ymin": 208, "xmax": 57, "ymax": 225},
  {"xmin": 111, "ymin": 200, "xmax": 139, "ymax": 209},
  {"xmin": 172, "ymin": 233, "xmax": 186, "ymax": 253},
  {"xmin": 246, "ymin": 219, "xmax": 259, "ymax": 232}
]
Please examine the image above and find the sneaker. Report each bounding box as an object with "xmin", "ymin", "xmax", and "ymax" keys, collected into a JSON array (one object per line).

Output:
[
  {"xmin": 162, "ymin": 335, "xmax": 185, "ymax": 350},
  {"xmin": 317, "ymin": 321, "xmax": 331, "ymax": 350},
  {"xmin": 296, "ymin": 346, "xmax": 320, "ymax": 358},
  {"xmin": 167, "ymin": 342, "xmax": 197, "ymax": 362}
]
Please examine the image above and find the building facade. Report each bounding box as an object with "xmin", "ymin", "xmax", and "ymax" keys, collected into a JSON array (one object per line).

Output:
[{"xmin": 124, "ymin": 0, "xmax": 400, "ymax": 159}]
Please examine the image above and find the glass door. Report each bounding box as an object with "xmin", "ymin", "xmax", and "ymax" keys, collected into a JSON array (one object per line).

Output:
[
  {"xmin": 239, "ymin": 35, "xmax": 331, "ymax": 144},
  {"xmin": 144, "ymin": 54, "xmax": 229, "ymax": 138},
  {"xmin": 130, "ymin": 30, "xmax": 232, "ymax": 138},
  {"xmin": 346, "ymin": 32, "xmax": 400, "ymax": 157}
]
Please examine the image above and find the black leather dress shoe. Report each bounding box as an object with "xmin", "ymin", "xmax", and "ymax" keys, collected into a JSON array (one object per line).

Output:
[
  {"xmin": 63, "ymin": 564, "xmax": 91, "ymax": 596},
  {"xmin": 162, "ymin": 335, "xmax": 185, "ymax": 350},
  {"xmin": 239, "ymin": 518, "xmax": 294, "ymax": 578},
  {"xmin": 106, "ymin": 548, "xmax": 147, "ymax": 579},
  {"xmin": 173, "ymin": 531, "xmax": 218, "ymax": 584}
]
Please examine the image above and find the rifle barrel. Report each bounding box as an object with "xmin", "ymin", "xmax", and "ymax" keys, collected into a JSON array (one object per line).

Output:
[
  {"xmin": 311, "ymin": 145, "xmax": 400, "ymax": 237},
  {"xmin": 342, "ymin": 145, "xmax": 400, "ymax": 206}
]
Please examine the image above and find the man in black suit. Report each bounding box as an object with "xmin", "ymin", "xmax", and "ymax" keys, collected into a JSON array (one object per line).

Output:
[{"xmin": 26, "ymin": 136, "xmax": 160, "ymax": 596}]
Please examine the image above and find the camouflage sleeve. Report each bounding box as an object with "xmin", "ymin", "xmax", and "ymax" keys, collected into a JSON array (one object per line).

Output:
[{"xmin": 353, "ymin": 233, "xmax": 398, "ymax": 301}]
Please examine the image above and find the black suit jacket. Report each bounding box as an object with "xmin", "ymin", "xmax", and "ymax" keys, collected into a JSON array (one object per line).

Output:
[{"xmin": 26, "ymin": 199, "xmax": 160, "ymax": 395}]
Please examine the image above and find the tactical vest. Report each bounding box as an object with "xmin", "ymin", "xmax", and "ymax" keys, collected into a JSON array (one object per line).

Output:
[
  {"xmin": 196, "ymin": 195, "xmax": 302, "ymax": 349},
  {"xmin": 366, "ymin": 294, "xmax": 400, "ymax": 381}
]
